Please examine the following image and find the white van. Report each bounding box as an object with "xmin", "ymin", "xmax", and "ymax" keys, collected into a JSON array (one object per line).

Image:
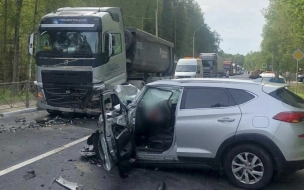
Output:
[{"xmin": 174, "ymin": 58, "xmax": 203, "ymax": 78}]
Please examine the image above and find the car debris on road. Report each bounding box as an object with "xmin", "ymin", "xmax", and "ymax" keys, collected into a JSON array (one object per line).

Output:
[
  {"xmin": 23, "ymin": 170, "xmax": 35, "ymax": 180},
  {"xmin": 157, "ymin": 181, "xmax": 166, "ymax": 190},
  {"xmin": 79, "ymin": 146, "xmax": 96, "ymax": 157},
  {"xmin": 49, "ymin": 176, "xmax": 83, "ymax": 190},
  {"xmin": 0, "ymin": 114, "xmax": 97, "ymax": 133}
]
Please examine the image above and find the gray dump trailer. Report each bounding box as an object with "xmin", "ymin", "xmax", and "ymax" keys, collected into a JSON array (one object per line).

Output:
[
  {"xmin": 125, "ymin": 28, "xmax": 175, "ymax": 80},
  {"xmin": 28, "ymin": 7, "xmax": 175, "ymax": 115}
]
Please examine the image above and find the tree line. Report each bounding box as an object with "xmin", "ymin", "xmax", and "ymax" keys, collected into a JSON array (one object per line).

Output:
[
  {"xmin": 0, "ymin": 0, "xmax": 221, "ymax": 83},
  {"xmin": 219, "ymin": 50, "xmax": 245, "ymax": 67},
  {"xmin": 244, "ymin": 0, "xmax": 304, "ymax": 73}
]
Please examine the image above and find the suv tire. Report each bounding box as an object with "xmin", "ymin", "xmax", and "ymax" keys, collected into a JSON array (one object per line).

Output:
[{"xmin": 224, "ymin": 144, "xmax": 273, "ymax": 190}]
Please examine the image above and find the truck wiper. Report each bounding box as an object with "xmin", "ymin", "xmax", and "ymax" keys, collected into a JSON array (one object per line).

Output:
[
  {"xmin": 73, "ymin": 50, "xmax": 93, "ymax": 58},
  {"xmin": 53, "ymin": 58, "xmax": 83, "ymax": 66}
]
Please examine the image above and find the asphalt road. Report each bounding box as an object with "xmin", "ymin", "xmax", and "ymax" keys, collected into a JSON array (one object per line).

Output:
[{"xmin": 1, "ymin": 77, "xmax": 304, "ymax": 190}]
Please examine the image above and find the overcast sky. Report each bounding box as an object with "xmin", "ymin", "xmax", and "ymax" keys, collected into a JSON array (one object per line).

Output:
[{"xmin": 196, "ymin": 0, "xmax": 269, "ymax": 55}]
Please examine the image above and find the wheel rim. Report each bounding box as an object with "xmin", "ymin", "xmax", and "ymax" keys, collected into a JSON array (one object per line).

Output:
[{"xmin": 231, "ymin": 152, "xmax": 264, "ymax": 184}]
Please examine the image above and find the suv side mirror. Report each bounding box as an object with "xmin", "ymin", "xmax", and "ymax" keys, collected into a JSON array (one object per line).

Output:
[{"xmin": 28, "ymin": 33, "xmax": 36, "ymax": 56}]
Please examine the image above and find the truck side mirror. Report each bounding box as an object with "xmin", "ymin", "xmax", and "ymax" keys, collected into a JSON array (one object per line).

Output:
[
  {"xmin": 28, "ymin": 33, "xmax": 36, "ymax": 56},
  {"xmin": 112, "ymin": 36, "xmax": 116, "ymax": 47},
  {"xmin": 108, "ymin": 33, "xmax": 113, "ymax": 57}
]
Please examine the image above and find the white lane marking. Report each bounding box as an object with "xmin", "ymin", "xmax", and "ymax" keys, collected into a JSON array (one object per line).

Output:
[{"xmin": 0, "ymin": 135, "xmax": 90, "ymax": 177}]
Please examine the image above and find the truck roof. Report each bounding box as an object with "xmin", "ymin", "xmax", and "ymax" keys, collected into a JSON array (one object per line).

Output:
[{"xmin": 41, "ymin": 7, "xmax": 119, "ymax": 19}]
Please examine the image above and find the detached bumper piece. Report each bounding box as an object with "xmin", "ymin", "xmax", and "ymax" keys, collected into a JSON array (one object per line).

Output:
[{"xmin": 50, "ymin": 176, "xmax": 83, "ymax": 190}]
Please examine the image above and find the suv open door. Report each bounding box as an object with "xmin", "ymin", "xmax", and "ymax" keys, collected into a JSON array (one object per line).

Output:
[{"xmin": 98, "ymin": 85, "xmax": 139, "ymax": 177}]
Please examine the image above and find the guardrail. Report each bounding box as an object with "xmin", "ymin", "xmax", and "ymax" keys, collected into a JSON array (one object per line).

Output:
[{"xmin": 0, "ymin": 81, "xmax": 37, "ymax": 111}]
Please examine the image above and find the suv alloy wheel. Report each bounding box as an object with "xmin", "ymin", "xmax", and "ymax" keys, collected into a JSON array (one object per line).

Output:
[{"xmin": 224, "ymin": 144, "xmax": 273, "ymax": 190}]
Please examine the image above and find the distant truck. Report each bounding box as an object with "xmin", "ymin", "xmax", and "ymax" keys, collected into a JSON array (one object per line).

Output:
[
  {"xmin": 223, "ymin": 61, "xmax": 233, "ymax": 76},
  {"xmin": 174, "ymin": 58, "xmax": 203, "ymax": 78},
  {"xmin": 28, "ymin": 7, "xmax": 175, "ymax": 115},
  {"xmin": 199, "ymin": 53, "xmax": 224, "ymax": 78}
]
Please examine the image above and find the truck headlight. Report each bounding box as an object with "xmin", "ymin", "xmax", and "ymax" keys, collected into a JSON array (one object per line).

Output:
[{"xmin": 36, "ymin": 86, "xmax": 46, "ymax": 103}]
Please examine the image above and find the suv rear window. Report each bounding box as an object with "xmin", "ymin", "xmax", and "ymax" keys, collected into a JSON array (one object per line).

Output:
[
  {"xmin": 269, "ymin": 88, "xmax": 304, "ymax": 108},
  {"xmin": 182, "ymin": 87, "xmax": 236, "ymax": 109},
  {"xmin": 227, "ymin": 89, "xmax": 255, "ymax": 105}
]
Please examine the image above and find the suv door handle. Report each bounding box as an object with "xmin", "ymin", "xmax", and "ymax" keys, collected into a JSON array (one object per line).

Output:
[{"xmin": 218, "ymin": 118, "xmax": 235, "ymax": 122}]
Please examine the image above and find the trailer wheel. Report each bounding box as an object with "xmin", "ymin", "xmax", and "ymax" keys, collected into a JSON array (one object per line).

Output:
[{"xmin": 124, "ymin": 29, "xmax": 133, "ymax": 50}]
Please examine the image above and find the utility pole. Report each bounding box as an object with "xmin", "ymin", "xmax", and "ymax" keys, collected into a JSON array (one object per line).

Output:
[
  {"xmin": 272, "ymin": 42, "xmax": 274, "ymax": 71},
  {"xmin": 193, "ymin": 26, "xmax": 203, "ymax": 57},
  {"xmin": 155, "ymin": 0, "xmax": 158, "ymax": 37},
  {"xmin": 142, "ymin": 16, "xmax": 144, "ymax": 30}
]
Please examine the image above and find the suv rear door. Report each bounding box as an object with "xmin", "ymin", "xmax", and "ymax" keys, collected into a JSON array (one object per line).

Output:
[{"xmin": 176, "ymin": 87, "xmax": 242, "ymax": 158}]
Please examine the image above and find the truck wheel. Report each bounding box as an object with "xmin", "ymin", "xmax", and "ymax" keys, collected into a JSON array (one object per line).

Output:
[
  {"xmin": 124, "ymin": 29, "xmax": 133, "ymax": 50},
  {"xmin": 224, "ymin": 144, "xmax": 273, "ymax": 190},
  {"xmin": 46, "ymin": 109, "xmax": 62, "ymax": 116}
]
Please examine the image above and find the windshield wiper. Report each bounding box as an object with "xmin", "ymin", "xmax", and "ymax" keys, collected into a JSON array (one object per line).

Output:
[{"xmin": 73, "ymin": 50, "xmax": 93, "ymax": 58}]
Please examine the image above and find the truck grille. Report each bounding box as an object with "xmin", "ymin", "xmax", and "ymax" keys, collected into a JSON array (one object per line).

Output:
[
  {"xmin": 43, "ymin": 86, "xmax": 92, "ymax": 109},
  {"xmin": 41, "ymin": 70, "xmax": 93, "ymax": 109}
]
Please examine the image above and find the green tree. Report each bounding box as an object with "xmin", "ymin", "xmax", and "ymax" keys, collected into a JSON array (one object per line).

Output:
[{"xmin": 0, "ymin": 0, "xmax": 221, "ymax": 82}]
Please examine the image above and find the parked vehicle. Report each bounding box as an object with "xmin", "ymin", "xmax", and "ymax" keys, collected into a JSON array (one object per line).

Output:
[
  {"xmin": 298, "ymin": 74, "xmax": 304, "ymax": 82},
  {"xmin": 28, "ymin": 7, "xmax": 175, "ymax": 115},
  {"xmin": 260, "ymin": 73, "xmax": 286, "ymax": 83},
  {"xmin": 89, "ymin": 78, "xmax": 304, "ymax": 190},
  {"xmin": 174, "ymin": 58, "xmax": 203, "ymax": 78},
  {"xmin": 223, "ymin": 61, "xmax": 233, "ymax": 76},
  {"xmin": 199, "ymin": 53, "xmax": 224, "ymax": 77}
]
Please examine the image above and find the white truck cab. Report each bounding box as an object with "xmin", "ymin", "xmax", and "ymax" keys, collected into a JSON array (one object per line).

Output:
[{"xmin": 174, "ymin": 58, "xmax": 202, "ymax": 78}]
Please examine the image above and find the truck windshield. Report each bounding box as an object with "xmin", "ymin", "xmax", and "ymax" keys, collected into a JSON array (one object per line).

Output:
[
  {"xmin": 175, "ymin": 65, "xmax": 197, "ymax": 72},
  {"xmin": 202, "ymin": 60, "xmax": 213, "ymax": 67},
  {"xmin": 36, "ymin": 31, "xmax": 99, "ymax": 57}
]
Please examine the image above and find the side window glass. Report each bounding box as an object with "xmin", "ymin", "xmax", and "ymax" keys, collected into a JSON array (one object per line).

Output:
[
  {"xmin": 183, "ymin": 88, "xmax": 235, "ymax": 109},
  {"xmin": 227, "ymin": 89, "xmax": 255, "ymax": 105},
  {"xmin": 112, "ymin": 33, "xmax": 122, "ymax": 56}
]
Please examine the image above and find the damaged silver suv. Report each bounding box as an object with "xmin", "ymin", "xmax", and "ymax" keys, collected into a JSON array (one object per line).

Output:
[{"xmin": 88, "ymin": 78, "xmax": 304, "ymax": 190}]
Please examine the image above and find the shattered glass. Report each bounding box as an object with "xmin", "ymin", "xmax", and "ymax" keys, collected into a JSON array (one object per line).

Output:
[
  {"xmin": 141, "ymin": 88, "xmax": 173, "ymax": 107},
  {"xmin": 113, "ymin": 85, "xmax": 140, "ymax": 105}
]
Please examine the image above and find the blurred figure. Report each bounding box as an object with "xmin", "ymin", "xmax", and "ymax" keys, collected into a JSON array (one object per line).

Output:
[
  {"xmin": 249, "ymin": 70, "xmax": 262, "ymax": 79},
  {"xmin": 285, "ymin": 70, "xmax": 291, "ymax": 84},
  {"xmin": 226, "ymin": 70, "xmax": 229, "ymax": 78},
  {"xmin": 269, "ymin": 71, "xmax": 285, "ymax": 83}
]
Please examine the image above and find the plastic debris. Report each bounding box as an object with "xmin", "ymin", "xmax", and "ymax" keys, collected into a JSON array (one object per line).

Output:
[
  {"xmin": 157, "ymin": 181, "xmax": 166, "ymax": 190},
  {"xmin": 49, "ymin": 176, "xmax": 83, "ymax": 190},
  {"xmin": 23, "ymin": 170, "xmax": 36, "ymax": 180},
  {"xmin": 79, "ymin": 146, "xmax": 96, "ymax": 157}
]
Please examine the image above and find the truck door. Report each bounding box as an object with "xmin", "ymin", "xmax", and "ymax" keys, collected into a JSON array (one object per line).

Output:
[
  {"xmin": 98, "ymin": 90, "xmax": 135, "ymax": 176},
  {"xmin": 104, "ymin": 32, "xmax": 127, "ymax": 88},
  {"xmin": 175, "ymin": 87, "xmax": 241, "ymax": 158}
]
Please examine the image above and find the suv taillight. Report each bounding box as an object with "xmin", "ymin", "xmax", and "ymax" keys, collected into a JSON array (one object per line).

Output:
[{"xmin": 273, "ymin": 112, "xmax": 304, "ymax": 123}]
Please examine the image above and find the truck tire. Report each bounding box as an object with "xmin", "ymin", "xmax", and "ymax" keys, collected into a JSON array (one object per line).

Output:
[
  {"xmin": 124, "ymin": 29, "xmax": 133, "ymax": 50},
  {"xmin": 224, "ymin": 144, "xmax": 273, "ymax": 190}
]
